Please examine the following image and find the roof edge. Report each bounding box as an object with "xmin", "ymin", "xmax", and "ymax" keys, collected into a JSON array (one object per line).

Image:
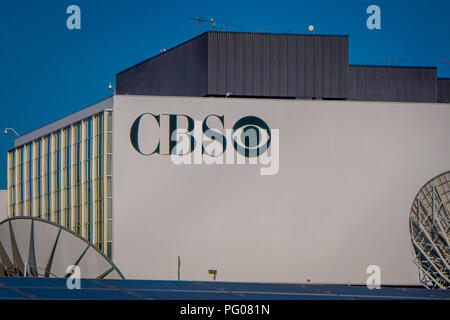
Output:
[
  {"xmin": 350, "ymin": 64, "xmax": 437, "ymax": 70},
  {"xmin": 116, "ymin": 32, "xmax": 209, "ymax": 76},
  {"xmin": 12, "ymin": 96, "xmax": 114, "ymax": 149}
]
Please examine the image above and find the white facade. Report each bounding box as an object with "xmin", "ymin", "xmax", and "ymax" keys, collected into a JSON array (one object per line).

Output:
[
  {"xmin": 7, "ymin": 94, "xmax": 450, "ymax": 285},
  {"xmin": 0, "ymin": 190, "xmax": 7, "ymax": 221},
  {"xmin": 112, "ymin": 95, "xmax": 450, "ymax": 285}
]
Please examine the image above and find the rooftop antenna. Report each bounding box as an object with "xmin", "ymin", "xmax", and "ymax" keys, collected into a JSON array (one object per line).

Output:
[
  {"xmin": 221, "ymin": 23, "xmax": 235, "ymax": 31},
  {"xmin": 188, "ymin": 17, "xmax": 216, "ymax": 34},
  {"xmin": 284, "ymin": 28, "xmax": 295, "ymax": 34}
]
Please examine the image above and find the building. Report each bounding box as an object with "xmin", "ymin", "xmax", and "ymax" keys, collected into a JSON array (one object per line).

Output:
[
  {"xmin": 5, "ymin": 31, "xmax": 450, "ymax": 285},
  {"xmin": 117, "ymin": 31, "xmax": 449, "ymax": 103},
  {"xmin": 8, "ymin": 101, "xmax": 113, "ymax": 258}
]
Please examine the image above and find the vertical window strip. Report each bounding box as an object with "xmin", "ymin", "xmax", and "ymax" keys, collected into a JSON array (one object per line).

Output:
[
  {"xmin": 75, "ymin": 122, "xmax": 82, "ymax": 235},
  {"xmin": 65, "ymin": 127, "xmax": 72, "ymax": 228},
  {"xmin": 28, "ymin": 144, "xmax": 33, "ymax": 216},
  {"xmin": 105, "ymin": 111, "xmax": 113, "ymax": 259},
  {"xmin": 96, "ymin": 113, "xmax": 104, "ymax": 251},
  {"xmin": 20, "ymin": 146, "xmax": 24, "ymax": 215},
  {"xmin": 9, "ymin": 150, "xmax": 16, "ymax": 216},
  {"xmin": 46, "ymin": 135, "xmax": 51, "ymax": 220},
  {"xmin": 85, "ymin": 118, "xmax": 93, "ymax": 241},
  {"xmin": 57, "ymin": 131, "xmax": 61, "ymax": 224},
  {"xmin": 37, "ymin": 139, "xmax": 42, "ymax": 217}
]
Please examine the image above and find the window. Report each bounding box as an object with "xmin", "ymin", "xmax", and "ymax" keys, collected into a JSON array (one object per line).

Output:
[
  {"xmin": 74, "ymin": 122, "xmax": 82, "ymax": 234},
  {"xmin": 36, "ymin": 139, "xmax": 42, "ymax": 217},
  {"xmin": 8, "ymin": 150, "xmax": 16, "ymax": 216},
  {"xmin": 45, "ymin": 135, "xmax": 52, "ymax": 219},
  {"xmin": 63, "ymin": 127, "xmax": 71, "ymax": 228},
  {"xmin": 27, "ymin": 144, "xmax": 33, "ymax": 216},
  {"xmin": 84, "ymin": 118, "xmax": 93, "ymax": 241},
  {"xmin": 53, "ymin": 131, "xmax": 61, "ymax": 224},
  {"xmin": 6, "ymin": 110, "xmax": 113, "ymax": 257}
]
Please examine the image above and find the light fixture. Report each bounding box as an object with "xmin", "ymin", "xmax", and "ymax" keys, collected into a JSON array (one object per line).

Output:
[
  {"xmin": 4, "ymin": 128, "xmax": 19, "ymax": 137},
  {"xmin": 208, "ymin": 269, "xmax": 217, "ymax": 281}
]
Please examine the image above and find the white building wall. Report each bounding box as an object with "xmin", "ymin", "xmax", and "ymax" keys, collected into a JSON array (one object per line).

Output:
[
  {"xmin": 112, "ymin": 95, "xmax": 450, "ymax": 285},
  {"xmin": 0, "ymin": 190, "xmax": 7, "ymax": 221}
]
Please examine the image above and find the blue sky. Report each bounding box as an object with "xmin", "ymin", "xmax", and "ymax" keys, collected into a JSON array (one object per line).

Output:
[{"xmin": 0, "ymin": 0, "xmax": 449, "ymax": 188}]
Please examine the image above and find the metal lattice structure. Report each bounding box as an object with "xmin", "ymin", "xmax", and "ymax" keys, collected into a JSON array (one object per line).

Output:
[
  {"xmin": 0, "ymin": 217, "xmax": 124, "ymax": 279},
  {"xmin": 409, "ymin": 171, "xmax": 450, "ymax": 289}
]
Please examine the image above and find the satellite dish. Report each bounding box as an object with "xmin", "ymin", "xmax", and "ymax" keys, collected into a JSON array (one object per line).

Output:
[
  {"xmin": 409, "ymin": 171, "xmax": 450, "ymax": 289},
  {"xmin": 0, "ymin": 217, "xmax": 124, "ymax": 279}
]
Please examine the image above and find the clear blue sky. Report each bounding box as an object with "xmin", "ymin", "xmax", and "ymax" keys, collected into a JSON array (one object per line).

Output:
[{"xmin": 0, "ymin": 0, "xmax": 449, "ymax": 188}]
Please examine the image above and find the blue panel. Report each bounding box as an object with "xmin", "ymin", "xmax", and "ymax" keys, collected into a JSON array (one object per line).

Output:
[
  {"xmin": 1, "ymin": 277, "xmax": 449, "ymax": 300},
  {"xmin": 0, "ymin": 277, "xmax": 68, "ymax": 288},
  {"xmin": 0, "ymin": 286, "xmax": 32, "ymax": 299},
  {"xmin": 130, "ymin": 290, "xmax": 245, "ymax": 300},
  {"xmin": 20, "ymin": 288, "xmax": 138, "ymax": 300}
]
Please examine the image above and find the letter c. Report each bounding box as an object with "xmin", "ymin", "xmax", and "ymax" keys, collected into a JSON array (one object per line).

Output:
[{"xmin": 130, "ymin": 113, "xmax": 160, "ymax": 155}]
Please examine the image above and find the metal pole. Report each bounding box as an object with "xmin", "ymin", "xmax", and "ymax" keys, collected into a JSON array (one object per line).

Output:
[
  {"xmin": 4, "ymin": 128, "xmax": 19, "ymax": 137},
  {"xmin": 178, "ymin": 256, "xmax": 180, "ymax": 280}
]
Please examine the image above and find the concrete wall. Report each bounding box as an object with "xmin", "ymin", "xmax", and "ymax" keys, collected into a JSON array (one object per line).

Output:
[
  {"xmin": 0, "ymin": 190, "xmax": 7, "ymax": 221},
  {"xmin": 112, "ymin": 95, "xmax": 450, "ymax": 285}
]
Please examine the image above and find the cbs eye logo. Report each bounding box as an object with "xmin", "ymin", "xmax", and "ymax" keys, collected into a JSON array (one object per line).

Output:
[
  {"xmin": 130, "ymin": 113, "xmax": 272, "ymax": 158},
  {"xmin": 231, "ymin": 116, "xmax": 271, "ymax": 158}
]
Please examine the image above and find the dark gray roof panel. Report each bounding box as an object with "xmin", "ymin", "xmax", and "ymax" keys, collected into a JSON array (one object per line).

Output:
[
  {"xmin": 116, "ymin": 31, "xmax": 349, "ymax": 99},
  {"xmin": 116, "ymin": 31, "xmax": 444, "ymax": 103},
  {"xmin": 116, "ymin": 33, "xmax": 209, "ymax": 97},
  {"xmin": 207, "ymin": 32, "xmax": 348, "ymax": 99},
  {"xmin": 348, "ymin": 65, "xmax": 437, "ymax": 102},
  {"xmin": 438, "ymin": 78, "xmax": 450, "ymax": 103}
]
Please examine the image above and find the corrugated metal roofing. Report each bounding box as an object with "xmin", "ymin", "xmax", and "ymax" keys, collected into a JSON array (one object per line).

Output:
[
  {"xmin": 207, "ymin": 32, "xmax": 348, "ymax": 99},
  {"xmin": 438, "ymin": 78, "xmax": 450, "ymax": 103},
  {"xmin": 348, "ymin": 65, "xmax": 437, "ymax": 102},
  {"xmin": 116, "ymin": 31, "xmax": 348, "ymax": 100},
  {"xmin": 116, "ymin": 31, "xmax": 446, "ymax": 103},
  {"xmin": 116, "ymin": 33, "xmax": 209, "ymax": 97}
]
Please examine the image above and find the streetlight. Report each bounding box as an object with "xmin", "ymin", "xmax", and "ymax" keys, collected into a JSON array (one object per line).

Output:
[
  {"xmin": 108, "ymin": 82, "xmax": 115, "ymax": 94},
  {"xmin": 4, "ymin": 128, "xmax": 19, "ymax": 137}
]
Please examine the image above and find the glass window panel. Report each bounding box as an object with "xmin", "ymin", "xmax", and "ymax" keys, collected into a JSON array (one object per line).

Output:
[
  {"xmin": 107, "ymin": 198, "xmax": 112, "ymax": 219},
  {"xmin": 107, "ymin": 177, "xmax": 112, "ymax": 197},
  {"xmin": 106, "ymin": 133, "xmax": 112, "ymax": 153},
  {"xmin": 106, "ymin": 112, "xmax": 112, "ymax": 132}
]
